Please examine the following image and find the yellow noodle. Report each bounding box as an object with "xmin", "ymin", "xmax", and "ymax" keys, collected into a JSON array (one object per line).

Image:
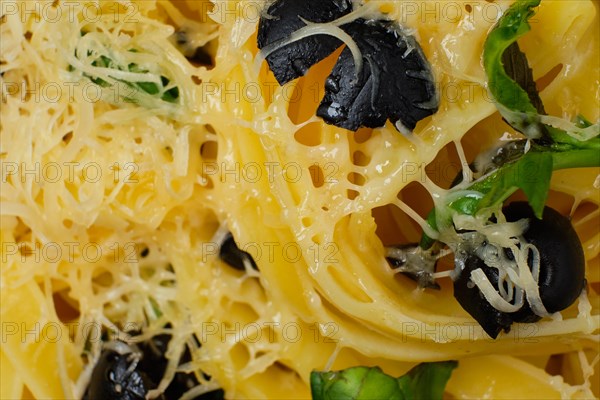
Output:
[{"xmin": 0, "ymin": 0, "xmax": 598, "ymax": 398}]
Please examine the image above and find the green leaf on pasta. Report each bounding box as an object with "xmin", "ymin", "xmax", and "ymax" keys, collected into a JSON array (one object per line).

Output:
[{"xmin": 310, "ymin": 361, "xmax": 457, "ymax": 400}]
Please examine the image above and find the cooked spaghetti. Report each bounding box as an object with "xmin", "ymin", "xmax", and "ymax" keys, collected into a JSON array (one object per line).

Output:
[{"xmin": 1, "ymin": 0, "xmax": 598, "ymax": 399}]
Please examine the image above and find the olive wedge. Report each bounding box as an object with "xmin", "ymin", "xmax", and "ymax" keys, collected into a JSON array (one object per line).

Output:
[{"xmin": 453, "ymin": 202, "xmax": 586, "ymax": 337}]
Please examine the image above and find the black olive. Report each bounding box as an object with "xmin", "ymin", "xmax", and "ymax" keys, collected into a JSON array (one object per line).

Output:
[
  {"xmin": 137, "ymin": 332, "xmax": 203, "ymax": 400},
  {"xmin": 502, "ymin": 202, "xmax": 586, "ymax": 321},
  {"xmin": 86, "ymin": 335, "xmax": 224, "ymax": 400},
  {"xmin": 453, "ymin": 253, "xmax": 513, "ymax": 339},
  {"xmin": 219, "ymin": 232, "xmax": 259, "ymax": 271},
  {"xmin": 136, "ymin": 330, "xmax": 224, "ymax": 400},
  {"xmin": 257, "ymin": 0, "xmax": 353, "ymax": 85},
  {"xmin": 188, "ymin": 46, "xmax": 213, "ymax": 67},
  {"xmin": 197, "ymin": 389, "xmax": 226, "ymax": 400},
  {"xmin": 136, "ymin": 333, "xmax": 172, "ymax": 387},
  {"xmin": 316, "ymin": 19, "xmax": 438, "ymax": 132},
  {"xmin": 452, "ymin": 202, "xmax": 586, "ymax": 338},
  {"xmin": 86, "ymin": 343, "xmax": 149, "ymax": 400},
  {"xmin": 257, "ymin": 0, "xmax": 438, "ymax": 133}
]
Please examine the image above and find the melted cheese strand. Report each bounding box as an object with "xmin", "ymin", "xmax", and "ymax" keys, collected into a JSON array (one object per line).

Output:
[
  {"xmin": 393, "ymin": 199, "xmax": 439, "ymax": 239},
  {"xmin": 1, "ymin": 1, "xmax": 598, "ymax": 399},
  {"xmin": 255, "ymin": 23, "xmax": 363, "ymax": 78}
]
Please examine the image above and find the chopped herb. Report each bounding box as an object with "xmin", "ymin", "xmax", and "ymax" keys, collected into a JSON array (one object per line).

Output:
[
  {"xmin": 74, "ymin": 42, "xmax": 180, "ymax": 106},
  {"xmin": 310, "ymin": 361, "xmax": 457, "ymax": 400},
  {"xmin": 148, "ymin": 297, "xmax": 163, "ymax": 318}
]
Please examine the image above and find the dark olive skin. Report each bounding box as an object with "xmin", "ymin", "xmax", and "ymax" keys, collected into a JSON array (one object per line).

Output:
[
  {"xmin": 503, "ymin": 202, "xmax": 586, "ymax": 321},
  {"xmin": 86, "ymin": 337, "xmax": 224, "ymax": 400},
  {"xmin": 257, "ymin": 0, "xmax": 353, "ymax": 85},
  {"xmin": 219, "ymin": 232, "xmax": 259, "ymax": 271},
  {"xmin": 257, "ymin": 0, "xmax": 437, "ymax": 133},
  {"xmin": 137, "ymin": 333, "xmax": 221, "ymax": 400},
  {"xmin": 86, "ymin": 346, "xmax": 148, "ymax": 400},
  {"xmin": 453, "ymin": 202, "xmax": 586, "ymax": 338},
  {"xmin": 453, "ymin": 254, "xmax": 513, "ymax": 339}
]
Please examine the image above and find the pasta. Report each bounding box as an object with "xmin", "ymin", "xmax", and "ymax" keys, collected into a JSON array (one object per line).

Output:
[{"xmin": 0, "ymin": 0, "xmax": 598, "ymax": 399}]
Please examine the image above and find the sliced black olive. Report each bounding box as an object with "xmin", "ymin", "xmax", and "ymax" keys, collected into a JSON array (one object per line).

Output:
[
  {"xmin": 136, "ymin": 333, "xmax": 175, "ymax": 389},
  {"xmin": 86, "ymin": 334, "xmax": 224, "ymax": 400},
  {"xmin": 257, "ymin": 0, "xmax": 352, "ymax": 85},
  {"xmin": 136, "ymin": 332, "xmax": 211, "ymax": 400},
  {"xmin": 453, "ymin": 253, "xmax": 513, "ymax": 339},
  {"xmin": 219, "ymin": 232, "xmax": 259, "ymax": 271},
  {"xmin": 257, "ymin": 0, "xmax": 438, "ymax": 133},
  {"xmin": 86, "ymin": 343, "xmax": 149, "ymax": 400},
  {"xmin": 188, "ymin": 46, "xmax": 213, "ymax": 67},
  {"xmin": 502, "ymin": 202, "xmax": 586, "ymax": 321},
  {"xmin": 452, "ymin": 202, "xmax": 586, "ymax": 337},
  {"xmin": 317, "ymin": 19, "xmax": 438, "ymax": 132},
  {"xmin": 197, "ymin": 389, "xmax": 226, "ymax": 400}
]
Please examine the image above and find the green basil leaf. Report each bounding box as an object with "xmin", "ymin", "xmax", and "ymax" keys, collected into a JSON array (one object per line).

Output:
[
  {"xmin": 476, "ymin": 151, "xmax": 552, "ymax": 218},
  {"xmin": 310, "ymin": 361, "xmax": 457, "ymax": 400},
  {"xmin": 484, "ymin": 0, "xmax": 599, "ymax": 144},
  {"xmin": 398, "ymin": 361, "xmax": 458, "ymax": 400},
  {"xmin": 500, "ymin": 42, "xmax": 545, "ymax": 116},
  {"xmin": 575, "ymin": 115, "xmax": 593, "ymax": 128},
  {"xmin": 417, "ymin": 0, "xmax": 597, "ymax": 246},
  {"xmin": 483, "ymin": 0, "xmax": 541, "ymax": 136}
]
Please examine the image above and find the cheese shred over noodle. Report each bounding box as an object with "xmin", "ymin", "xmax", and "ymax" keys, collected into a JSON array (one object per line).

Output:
[{"xmin": 1, "ymin": 0, "xmax": 599, "ymax": 399}]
